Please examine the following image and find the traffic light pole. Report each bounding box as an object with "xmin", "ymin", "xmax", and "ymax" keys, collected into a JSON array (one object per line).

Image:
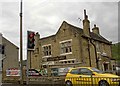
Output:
[
  {"xmin": 26, "ymin": 48, "xmax": 29, "ymax": 84},
  {"xmin": 20, "ymin": 0, "xmax": 23, "ymax": 84},
  {"xmin": 26, "ymin": 31, "xmax": 35, "ymax": 84}
]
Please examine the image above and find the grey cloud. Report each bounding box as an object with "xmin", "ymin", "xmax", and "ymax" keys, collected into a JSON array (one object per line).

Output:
[
  {"xmin": 0, "ymin": 1, "xmax": 118, "ymax": 59},
  {"xmin": 23, "ymin": 2, "xmax": 118, "ymax": 43}
]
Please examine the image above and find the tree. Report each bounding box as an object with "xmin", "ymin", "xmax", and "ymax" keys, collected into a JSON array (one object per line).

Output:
[{"xmin": 112, "ymin": 42, "xmax": 120, "ymax": 62}]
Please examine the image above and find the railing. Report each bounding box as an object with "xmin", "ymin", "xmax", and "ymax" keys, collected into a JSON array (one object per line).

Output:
[
  {"xmin": 2, "ymin": 70, "xmax": 120, "ymax": 86},
  {"xmin": 2, "ymin": 76, "xmax": 120, "ymax": 86},
  {"xmin": 27, "ymin": 76, "xmax": 120, "ymax": 86},
  {"xmin": 65, "ymin": 77, "xmax": 120, "ymax": 86}
]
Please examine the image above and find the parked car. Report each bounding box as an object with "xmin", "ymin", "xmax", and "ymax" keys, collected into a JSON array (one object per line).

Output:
[
  {"xmin": 116, "ymin": 66, "xmax": 120, "ymax": 76},
  {"xmin": 28, "ymin": 69, "xmax": 42, "ymax": 76},
  {"xmin": 65, "ymin": 67, "xmax": 120, "ymax": 86}
]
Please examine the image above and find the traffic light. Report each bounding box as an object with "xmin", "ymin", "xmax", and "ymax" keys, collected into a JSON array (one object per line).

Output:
[{"xmin": 27, "ymin": 31, "xmax": 35, "ymax": 49}]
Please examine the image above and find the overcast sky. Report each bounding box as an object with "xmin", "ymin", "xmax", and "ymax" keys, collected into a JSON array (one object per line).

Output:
[{"xmin": 0, "ymin": 0, "xmax": 119, "ymax": 60}]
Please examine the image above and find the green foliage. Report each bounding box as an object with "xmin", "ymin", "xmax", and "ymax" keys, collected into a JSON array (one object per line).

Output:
[{"xmin": 112, "ymin": 42, "xmax": 120, "ymax": 62}]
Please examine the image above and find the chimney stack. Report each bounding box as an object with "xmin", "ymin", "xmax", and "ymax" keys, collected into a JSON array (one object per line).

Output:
[
  {"xmin": 92, "ymin": 24, "xmax": 100, "ymax": 35},
  {"xmin": 35, "ymin": 32, "xmax": 40, "ymax": 49},
  {"xmin": 83, "ymin": 9, "xmax": 90, "ymax": 36}
]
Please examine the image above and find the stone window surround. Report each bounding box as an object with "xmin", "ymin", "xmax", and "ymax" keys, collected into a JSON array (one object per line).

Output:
[
  {"xmin": 59, "ymin": 39, "xmax": 72, "ymax": 44},
  {"xmin": 42, "ymin": 44, "xmax": 52, "ymax": 58},
  {"xmin": 42, "ymin": 55, "xmax": 52, "ymax": 58},
  {"xmin": 59, "ymin": 39, "xmax": 72, "ymax": 55},
  {"xmin": 59, "ymin": 59, "xmax": 76, "ymax": 64},
  {"xmin": 42, "ymin": 44, "xmax": 51, "ymax": 47},
  {"xmin": 59, "ymin": 59, "xmax": 76, "ymax": 62}
]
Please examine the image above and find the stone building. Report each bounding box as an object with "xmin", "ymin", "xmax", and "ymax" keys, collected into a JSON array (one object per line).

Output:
[
  {"xmin": 28, "ymin": 10, "xmax": 115, "ymax": 72},
  {"xmin": 0, "ymin": 33, "xmax": 19, "ymax": 82}
]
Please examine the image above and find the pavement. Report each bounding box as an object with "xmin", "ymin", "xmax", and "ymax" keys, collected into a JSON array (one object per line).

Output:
[
  {"xmin": 1, "ymin": 83, "xmax": 65, "ymax": 86},
  {"xmin": 1, "ymin": 83, "xmax": 22, "ymax": 86}
]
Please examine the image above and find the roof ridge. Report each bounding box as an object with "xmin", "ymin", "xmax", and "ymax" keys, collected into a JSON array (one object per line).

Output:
[
  {"xmin": 64, "ymin": 21, "xmax": 82, "ymax": 30},
  {"xmin": 40, "ymin": 21, "xmax": 111, "ymax": 44}
]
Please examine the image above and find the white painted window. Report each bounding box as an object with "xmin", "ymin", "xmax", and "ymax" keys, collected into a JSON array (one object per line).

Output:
[
  {"xmin": 42, "ymin": 44, "xmax": 52, "ymax": 57},
  {"xmin": 60, "ymin": 39, "xmax": 72, "ymax": 55}
]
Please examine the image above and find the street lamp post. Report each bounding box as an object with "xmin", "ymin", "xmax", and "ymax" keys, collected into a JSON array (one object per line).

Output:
[{"xmin": 20, "ymin": 0, "xmax": 23, "ymax": 84}]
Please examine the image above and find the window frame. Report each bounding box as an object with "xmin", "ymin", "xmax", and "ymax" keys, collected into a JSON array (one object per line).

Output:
[
  {"xmin": 60, "ymin": 39, "xmax": 72, "ymax": 55},
  {"xmin": 42, "ymin": 44, "xmax": 52, "ymax": 57}
]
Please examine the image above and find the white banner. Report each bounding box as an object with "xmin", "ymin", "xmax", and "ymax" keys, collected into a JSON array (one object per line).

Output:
[{"xmin": 6, "ymin": 69, "xmax": 20, "ymax": 76}]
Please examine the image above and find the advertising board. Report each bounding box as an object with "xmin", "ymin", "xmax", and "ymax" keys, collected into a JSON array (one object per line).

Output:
[{"xmin": 6, "ymin": 68, "xmax": 20, "ymax": 76}]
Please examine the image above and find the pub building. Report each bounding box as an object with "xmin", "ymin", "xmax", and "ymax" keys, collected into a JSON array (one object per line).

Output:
[{"xmin": 27, "ymin": 10, "xmax": 115, "ymax": 74}]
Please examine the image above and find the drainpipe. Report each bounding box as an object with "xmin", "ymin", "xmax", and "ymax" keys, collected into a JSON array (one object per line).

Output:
[
  {"xmin": 90, "ymin": 39, "xmax": 99, "ymax": 69},
  {"xmin": 87, "ymin": 38, "xmax": 92, "ymax": 67}
]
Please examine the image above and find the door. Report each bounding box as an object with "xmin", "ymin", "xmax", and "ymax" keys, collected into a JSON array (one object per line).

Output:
[{"xmin": 103, "ymin": 63, "xmax": 109, "ymax": 72}]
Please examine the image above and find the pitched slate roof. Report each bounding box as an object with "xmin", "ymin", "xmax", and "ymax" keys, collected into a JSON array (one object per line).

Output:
[
  {"xmin": 40, "ymin": 21, "xmax": 111, "ymax": 44},
  {"xmin": 66, "ymin": 21, "xmax": 111, "ymax": 44},
  {"xmin": 90, "ymin": 32, "xmax": 111, "ymax": 44}
]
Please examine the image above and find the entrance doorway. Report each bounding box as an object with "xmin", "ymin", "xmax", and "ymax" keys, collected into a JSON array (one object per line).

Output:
[{"xmin": 103, "ymin": 62, "xmax": 109, "ymax": 72}]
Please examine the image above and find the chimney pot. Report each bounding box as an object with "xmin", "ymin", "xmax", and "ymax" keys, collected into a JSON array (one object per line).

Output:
[
  {"xmin": 92, "ymin": 24, "xmax": 100, "ymax": 35},
  {"xmin": 94, "ymin": 24, "xmax": 96, "ymax": 27}
]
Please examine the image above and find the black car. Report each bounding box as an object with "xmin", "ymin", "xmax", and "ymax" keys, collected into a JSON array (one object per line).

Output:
[{"xmin": 28, "ymin": 69, "xmax": 42, "ymax": 76}]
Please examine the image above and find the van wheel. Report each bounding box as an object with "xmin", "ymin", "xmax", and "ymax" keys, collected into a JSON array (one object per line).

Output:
[
  {"xmin": 99, "ymin": 80, "xmax": 109, "ymax": 86},
  {"xmin": 66, "ymin": 81, "xmax": 73, "ymax": 86}
]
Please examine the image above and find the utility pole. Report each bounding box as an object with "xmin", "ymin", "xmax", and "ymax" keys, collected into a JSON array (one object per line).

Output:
[{"xmin": 20, "ymin": 0, "xmax": 23, "ymax": 84}]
